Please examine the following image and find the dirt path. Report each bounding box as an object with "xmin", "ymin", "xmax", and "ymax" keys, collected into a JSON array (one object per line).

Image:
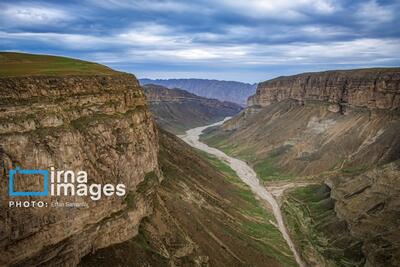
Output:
[{"xmin": 179, "ymin": 118, "xmax": 305, "ymax": 267}]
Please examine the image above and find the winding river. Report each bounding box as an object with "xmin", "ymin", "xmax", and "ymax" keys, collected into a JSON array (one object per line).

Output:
[{"xmin": 179, "ymin": 118, "xmax": 305, "ymax": 267}]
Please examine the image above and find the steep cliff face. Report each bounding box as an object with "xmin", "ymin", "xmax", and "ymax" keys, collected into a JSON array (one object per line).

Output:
[
  {"xmin": 143, "ymin": 84, "xmax": 242, "ymax": 134},
  {"xmin": 0, "ymin": 72, "xmax": 159, "ymax": 266},
  {"xmin": 248, "ymin": 68, "xmax": 400, "ymax": 112}
]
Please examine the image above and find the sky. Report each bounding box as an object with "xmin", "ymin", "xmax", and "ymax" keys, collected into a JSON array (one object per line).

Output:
[{"xmin": 0, "ymin": 0, "xmax": 399, "ymax": 83}]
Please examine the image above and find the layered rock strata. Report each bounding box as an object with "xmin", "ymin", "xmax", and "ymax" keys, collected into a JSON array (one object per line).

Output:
[
  {"xmin": 248, "ymin": 68, "xmax": 400, "ymax": 112},
  {"xmin": 0, "ymin": 74, "xmax": 160, "ymax": 266}
]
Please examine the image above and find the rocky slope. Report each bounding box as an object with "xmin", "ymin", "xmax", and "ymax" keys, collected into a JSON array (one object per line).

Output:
[
  {"xmin": 143, "ymin": 84, "xmax": 242, "ymax": 134},
  {"xmin": 201, "ymin": 68, "xmax": 400, "ymax": 266},
  {"xmin": 140, "ymin": 78, "xmax": 256, "ymax": 106},
  {"xmin": 327, "ymin": 161, "xmax": 400, "ymax": 266},
  {"xmin": 0, "ymin": 53, "xmax": 160, "ymax": 266},
  {"xmin": 281, "ymin": 184, "xmax": 365, "ymax": 267},
  {"xmin": 81, "ymin": 130, "xmax": 296, "ymax": 267}
]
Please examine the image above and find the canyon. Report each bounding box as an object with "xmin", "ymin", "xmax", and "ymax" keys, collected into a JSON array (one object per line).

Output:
[
  {"xmin": 1, "ymin": 52, "xmax": 399, "ymax": 267},
  {"xmin": 179, "ymin": 119, "xmax": 305, "ymax": 267},
  {"xmin": 201, "ymin": 68, "xmax": 400, "ymax": 266},
  {"xmin": 0, "ymin": 52, "xmax": 288, "ymax": 267}
]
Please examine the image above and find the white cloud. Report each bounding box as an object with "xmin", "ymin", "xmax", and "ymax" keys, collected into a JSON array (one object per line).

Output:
[
  {"xmin": 356, "ymin": 0, "xmax": 394, "ymax": 26},
  {"xmin": 0, "ymin": 31, "xmax": 110, "ymax": 50},
  {"xmin": 1, "ymin": 23, "xmax": 398, "ymax": 67},
  {"xmin": 1, "ymin": 4, "xmax": 71, "ymax": 25},
  {"xmin": 216, "ymin": 0, "xmax": 338, "ymax": 20},
  {"xmin": 87, "ymin": 0, "xmax": 209, "ymax": 13},
  {"xmin": 117, "ymin": 23, "xmax": 187, "ymax": 46},
  {"xmin": 299, "ymin": 25, "xmax": 353, "ymax": 37},
  {"xmin": 282, "ymin": 38, "xmax": 400, "ymax": 64},
  {"xmin": 89, "ymin": 0, "xmax": 337, "ymax": 20}
]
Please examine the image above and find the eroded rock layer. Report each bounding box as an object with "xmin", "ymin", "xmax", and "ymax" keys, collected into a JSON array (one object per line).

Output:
[
  {"xmin": 248, "ymin": 68, "xmax": 400, "ymax": 112},
  {"xmin": 327, "ymin": 161, "xmax": 400, "ymax": 266},
  {"xmin": 0, "ymin": 74, "xmax": 160, "ymax": 266}
]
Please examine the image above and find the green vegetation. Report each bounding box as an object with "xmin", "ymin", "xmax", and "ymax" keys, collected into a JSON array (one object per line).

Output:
[
  {"xmin": 80, "ymin": 223, "xmax": 168, "ymax": 267},
  {"xmin": 199, "ymin": 129, "xmax": 233, "ymax": 153},
  {"xmin": 341, "ymin": 165, "xmax": 368, "ymax": 176},
  {"xmin": 199, "ymin": 151, "xmax": 296, "ymax": 266},
  {"xmin": 201, "ymin": 131, "xmax": 294, "ymax": 182},
  {"xmin": 253, "ymin": 155, "xmax": 293, "ymax": 182},
  {"xmin": 282, "ymin": 184, "xmax": 364, "ymax": 266},
  {"xmin": 136, "ymin": 171, "xmax": 159, "ymax": 194},
  {"xmin": 124, "ymin": 191, "xmax": 136, "ymax": 209},
  {"xmin": 70, "ymin": 107, "xmax": 144, "ymax": 130},
  {"xmin": 0, "ymin": 52, "xmax": 120, "ymax": 77},
  {"xmin": 70, "ymin": 113, "xmax": 118, "ymax": 130}
]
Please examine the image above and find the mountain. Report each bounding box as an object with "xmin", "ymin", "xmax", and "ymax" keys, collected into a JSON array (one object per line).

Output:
[
  {"xmin": 143, "ymin": 84, "xmax": 242, "ymax": 134},
  {"xmin": 140, "ymin": 78, "xmax": 256, "ymax": 106},
  {"xmin": 201, "ymin": 68, "xmax": 400, "ymax": 266},
  {"xmin": 0, "ymin": 52, "xmax": 159, "ymax": 266}
]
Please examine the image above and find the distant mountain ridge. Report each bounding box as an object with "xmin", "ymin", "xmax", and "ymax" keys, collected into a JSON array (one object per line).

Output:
[{"xmin": 140, "ymin": 78, "xmax": 256, "ymax": 106}]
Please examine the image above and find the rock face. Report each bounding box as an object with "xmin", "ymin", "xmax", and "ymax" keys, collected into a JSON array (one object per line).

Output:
[
  {"xmin": 0, "ymin": 74, "xmax": 160, "ymax": 266},
  {"xmin": 143, "ymin": 84, "xmax": 242, "ymax": 134},
  {"xmin": 140, "ymin": 78, "xmax": 256, "ymax": 106},
  {"xmin": 327, "ymin": 161, "xmax": 400, "ymax": 267},
  {"xmin": 248, "ymin": 68, "xmax": 400, "ymax": 111}
]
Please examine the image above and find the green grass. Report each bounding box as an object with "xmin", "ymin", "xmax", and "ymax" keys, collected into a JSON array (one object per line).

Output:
[
  {"xmin": 0, "ymin": 52, "xmax": 120, "ymax": 77},
  {"xmin": 253, "ymin": 156, "xmax": 293, "ymax": 182},
  {"xmin": 201, "ymin": 130, "xmax": 294, "ymax": 182},
  {"xmin": 198, "ymin": 150, "xmax": 297, "ymax": 266}
]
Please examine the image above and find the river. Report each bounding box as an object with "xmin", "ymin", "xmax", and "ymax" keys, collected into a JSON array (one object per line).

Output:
[{"xmin": 179, "ymin": 118, "xmax": 305, "ymax": 267}]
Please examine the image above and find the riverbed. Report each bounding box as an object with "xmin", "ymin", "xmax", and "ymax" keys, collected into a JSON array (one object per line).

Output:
[{"xmin": 179, "ymin": 118, "xmax": 305, "ymax": 267}]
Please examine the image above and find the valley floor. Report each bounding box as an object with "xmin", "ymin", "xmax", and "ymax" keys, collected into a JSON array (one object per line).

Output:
[
  {"xmin": 179, "ymin": 119, "xmax": 305, "ymax": 267},
  {"xmin": 81, "ymin": 127, "xmax": 296, "ymax": 267}
]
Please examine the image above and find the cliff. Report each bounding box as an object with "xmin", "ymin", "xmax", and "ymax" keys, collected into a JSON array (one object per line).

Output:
[
  {"xmin": 201, "ymin": 67, "xmax": 400, "ymax": 266},
  {"xmin": 143, "ymin": 84, "xmax": 242, "ymax": 134},
  {"xmin": 0, "ymin": 53, "xmax": 160, "ymax": 266},
  {"xmin": 140, "ymin": 78, "xmax": 256, "ymax": 105},
  {"xmin": 248, "ymin": 68, "xmax": 400, "ymax": 112}
]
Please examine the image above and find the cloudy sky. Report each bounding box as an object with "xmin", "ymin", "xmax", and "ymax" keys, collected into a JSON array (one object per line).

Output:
[{"xmin": 1, "ymin": 0, "xmax": 399, "ymax": 82}]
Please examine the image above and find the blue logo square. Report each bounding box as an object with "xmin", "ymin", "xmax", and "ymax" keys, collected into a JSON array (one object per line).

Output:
[{"xmin": 9, "ymin": 167, "xmax": 49, "ymax": 197}]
